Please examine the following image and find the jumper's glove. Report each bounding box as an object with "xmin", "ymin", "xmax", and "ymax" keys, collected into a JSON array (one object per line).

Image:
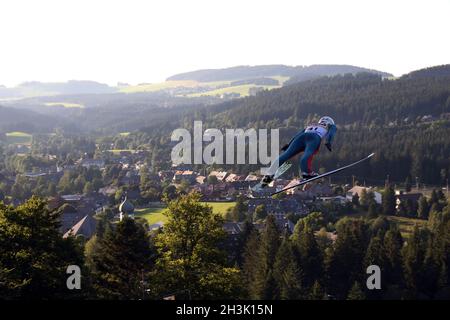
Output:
[
  {"xmin": 281, "ymin": 144, "xmax": 289, "ymax": 152},
  {"xmin": 325, "ymin": 143, "xmax": 332, "ymax": 152}
]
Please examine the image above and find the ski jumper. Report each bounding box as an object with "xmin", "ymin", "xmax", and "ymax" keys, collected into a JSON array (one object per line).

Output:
[{"xmin": 276, "ymin": 123, "xmax": 337, "ymax": 174}]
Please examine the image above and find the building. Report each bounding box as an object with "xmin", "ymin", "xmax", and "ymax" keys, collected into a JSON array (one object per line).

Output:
[
  {"xmin": 395, "ymin": 192, "xmax": 423, "ymax": 210},
  {"xmin": 225, "ymin": 174, "xmax": 245, "ymax": 183},
  {"xmin": 63, "ymin": 215, "xmax": 97, "ymax": 239},
  {"xmin": 119, "ymin": 196, "xmax": 135, "ymax": 221},
  {"xmin": 346, "ymin": 186, "xmax": 382, "ymax": 204},
  {"xmin": 209, "ymin": 171, "xmax": 228, "ymax": 182},
  {"xmin": 80, "ymin": 159, "xmax": 105, "ymax": 169},
  {"xmin": 173, "ymin": 170, "xmax": 197, "ymax": 184}
]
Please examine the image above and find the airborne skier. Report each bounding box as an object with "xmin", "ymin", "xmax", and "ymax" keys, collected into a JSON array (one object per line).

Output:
[{"xmin": 260, "ymin": 116, "xmax": 337, "ymax": 187}]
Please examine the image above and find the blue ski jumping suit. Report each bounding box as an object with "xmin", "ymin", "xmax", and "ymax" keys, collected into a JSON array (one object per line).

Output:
[{"xmin": 277, "ymin": 123, "xmax": 337, "ymax": 174}]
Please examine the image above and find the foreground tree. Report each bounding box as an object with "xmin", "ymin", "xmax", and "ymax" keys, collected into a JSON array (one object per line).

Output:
[
  {"xmin": 87, "ymin": 217, "xmax": 154, "ymax": 299},
  {"xmin": 0, "ymin": 197, "xmax": 84, "ymax": 299},
  {"xmin": 155, "ymin": 192, "xmax": 242, "ymax": 299}
]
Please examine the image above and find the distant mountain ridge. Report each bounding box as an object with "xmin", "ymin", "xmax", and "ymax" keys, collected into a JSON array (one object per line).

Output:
[
  {"xmin": 400, "ymin": 64, "xmax": 450, "ymax": 80},
  {"xmin": 0, "ymin": 80, "xmax": 117, "ymax": 99},
  {"xmin": 166, "ymin": 64, "xmax": 392, "ymax": 82}
]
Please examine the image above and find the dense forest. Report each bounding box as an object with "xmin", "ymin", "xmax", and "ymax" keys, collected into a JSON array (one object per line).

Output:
[
  {"xmin": 128, "ymin": 66, "xmax": 450, "ymax": 185},
  {"xmin": 1, "ymin": 191, "xmax": 449, "ymax": 300},
  {"xmin": 1, "ymin": 65, "xmax": 450, "ymax": 185}
]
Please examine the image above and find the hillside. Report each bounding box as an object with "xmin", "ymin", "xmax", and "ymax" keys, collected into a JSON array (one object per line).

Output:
[
  {"xmin": 166, "ymin": 64, "xmax": 392, "ymax": 82},
  {"xmin": 0, "ymin": 105, "xmax": 70, "ymax": 133},
  {"xmin": 1, "ymin": 65, "xmax": 450, "ymax": 186},
  {"xmin": 122, "ymin": 64, "xmax": 391, "ymax": 98},
  {"xmin": 132, "ymin": 65, "xmax": 450, "ymax": 185},
  {"xmin": 0, "ymin": 80, "xmax": 117, "ymax": 99}
]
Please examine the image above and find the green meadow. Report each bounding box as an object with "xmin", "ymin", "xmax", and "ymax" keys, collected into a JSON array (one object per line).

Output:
[
  {"xmin": 135, "ymin": 202, "xmax": 236, "ymax": 225},
  {"xmin": 5, "ymin": 131, "xmax": 32, "ymax": 145}
]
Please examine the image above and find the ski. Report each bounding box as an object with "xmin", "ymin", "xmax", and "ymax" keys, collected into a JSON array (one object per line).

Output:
[
  {"xmin": 270, "ymin": 153, "xmax": 375, "ymax": 196},
  {"xmin": 252, "ymin": 161, "xmax": 292, "ymax": 192}
]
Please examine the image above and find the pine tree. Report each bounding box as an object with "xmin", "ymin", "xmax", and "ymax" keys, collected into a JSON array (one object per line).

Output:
[
  {"xmin": 292, "ymin": 225, "xmax": 323, "ymax": 288},
  {"xmin": 273, "ymin": 237, "xmax": 303, "ymax": 299},
  {"xmin": 235, "ymin": 220, "xmax": 255, "ymax": 267},
  {"xmin": 254, "ymin": 204, "xmax": 267, "ymax": 221},
  {"xmin": 430, "ymin": 189, "xmax": 439, "ymax": 206},
  {"xmin": 360, "ymin": 189, "xmax": 369, "ymax": 209},
  {"xmin": 231, "ymin": 196, "xmax": 247, "ymax": 222},
  {"xmin": 252, "ymin": 215, "xmax": 280, "ymax": 299},
  {"xmin": 89, "ymin": 217, "xmax": 154, "ymax": 299},
  {"xmin": 383, "ymin": 228, "xmax": 404, "ymax": 286},
  {"xmin": 417, "ymin": 196, "xmax": 430, "ymax": 219},
  {"xmin": 402, "ymin": 227, "xmax": 429, "ymax": 298},
  {"xmin": 346, "ymin": 281, "xmax": 366, "ymax": 300},
  {"xmin": 364, "ymin": 235, "xmax": 385, "ymax": 268},
  {"xmin": 309, "ymin": 280, "xmax": 327, "ymax": 300},
  {"xmin": 352, "ymin": 193, "xmax": 360, "ymax": 207},
  {"xmin": 405, "ymin": 176, "xmax": 412, "ymax": 192},
  {"xmin": 368, "ymin": 203, "xmax": 379, "ymax": 219},
  {"xmin": 382, "ymin": 185, "xmax": 396, "ymax": 215},
  {"xmin": 325, "ymin": 218, "xmax": 369, "ymax": 299},
  {"xmin": 242, "ymin": 230, "xmax": 260, "ymax": 298}
]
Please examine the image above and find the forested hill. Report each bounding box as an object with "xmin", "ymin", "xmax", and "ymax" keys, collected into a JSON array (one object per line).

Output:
[
  {"xmin": 166, "ymin": 64, "xmax": 392, "ymax": 82},
  {"xmin": 205, "ymin": 69, "xmax": 450, "ymax": 128},
  {"xmin": 141, "ymin": 65, "xmax": 450, "ymax": 185}
]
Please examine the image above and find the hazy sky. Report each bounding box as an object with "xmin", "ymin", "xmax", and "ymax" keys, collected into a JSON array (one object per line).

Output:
[{"xmin": 0, "ymin": 0, "xmax": 449, "ymax": 86}]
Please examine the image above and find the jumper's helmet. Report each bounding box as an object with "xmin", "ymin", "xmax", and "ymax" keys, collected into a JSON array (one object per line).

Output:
[{"xmin": 318, "ymin": 116, "xmax": 335, "ymax": 126}]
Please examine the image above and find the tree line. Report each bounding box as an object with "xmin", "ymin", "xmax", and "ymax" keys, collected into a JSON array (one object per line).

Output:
[{"xmin": 1, "ymin": 191, "xmax": 449, "ymax": 300}]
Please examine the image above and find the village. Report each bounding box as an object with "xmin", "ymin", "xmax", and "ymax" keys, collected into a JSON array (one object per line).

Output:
[{"xmin": 0, "ymin": 146, "xmax": 429, "ymax": 243}]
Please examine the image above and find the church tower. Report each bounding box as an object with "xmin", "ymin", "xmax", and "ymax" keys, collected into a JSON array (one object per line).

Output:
[{"xmin": 119, "ymin": 196, "xmax": 135, "ymax": 221}]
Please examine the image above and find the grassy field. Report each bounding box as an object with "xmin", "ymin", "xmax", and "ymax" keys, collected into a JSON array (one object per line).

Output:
[
  {"xmin": 5, "ymin": 131, "xmax": 32, "ymax": 145},
  {"xmin": 120, "ymin": 77, "xmax": 286, "ymax": 96},
  {"xmin": 120, "ymin": 80, "xmax": 201, "ymax": 93},
  {"xmin": 44, "ymin": 102, "xmax": 84, "ymax": 108},
  {"xmin": 386, "ymin": 215, "xmax": 427, "ymax": 237},
  {"xmin": 135, "ymin": 202, "xmax": 236, "ymax": 225},
  {"xmin": 107, "ymin": 149, "xmax": 136, "ymax": 155},
  {"xmin": 187, "ymin": 84, "xmax": 279, "ymax": 97},
  {"xmin": 135, "ymin": 207, "xmax": 168, "ymax": 225}
]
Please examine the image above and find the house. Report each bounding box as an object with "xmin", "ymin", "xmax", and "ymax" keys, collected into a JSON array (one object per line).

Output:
[
  {"xmin": 209, "ymin": 171, "xmax": 228, "ymax": 182},
  {"xmin": 148, "ymin": 221, "xmax": 164, "ymax": 231},
  {"xmin": 245, "ymin": 174, "xmax": 259, "ymax": 182},
  {"xmin": 196, "ymin": 175, "xmax": 207, "ymax": 184},
  {"xmin": 395, "ymin": 192, "xmax": 423, "ymax": 209},
  {"xmin": 225, "ymin": 174, "xmax": 245, "ymax": 183},
  {"xmin": 223, "ymin": 222, "xmax": 243, "ymax": 235},
  {"xmin": 59, "ymin": 204, "xmax": 86, "ymax": 235},
  {"xmin": 318, "ymin": 196, "xmax": 348, "ymax": 204},
  {"xmin": 63, "ymin": 215, "xmax": 97, "ymax": 239},
  {"xmin": 346, "ymin": 186, "xmax": 382, "ymax": 204},
  {"xmin": 247, "ymin": 198, "xmax": 309, "ymax": 217},
  {"xmin": 61, "ymin": 194, "xmax": 84, "ymax": 203},
  {"xmin": 80, "ymin": 159, "xmax": 105, "ymax": 169},
  {"xmin": 173, "ymin": 170, "xmax": 197, "ymax": 184},
  {"xmin": 99, "ymin": 185, "xmax": 118, "ymax": 197},
  {"xmin": 314, "ymin": 230, "xmax": 338, "ymax": 242},
  {"xmin": 158, "ymin": 170, "xmax": 175, "ymax": 181}
]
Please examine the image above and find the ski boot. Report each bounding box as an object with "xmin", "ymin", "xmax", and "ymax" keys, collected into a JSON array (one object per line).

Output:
[
  {"xmin": 302, "ymin": 171, "xmax": 319, "ymax": 180},
  {"xmin": 261, "ymin": 174, "xmax": 274, "ymax": 188},
  {"xmin": 300, "ymin": 172, "xmax": 319, "ymax": 191}
]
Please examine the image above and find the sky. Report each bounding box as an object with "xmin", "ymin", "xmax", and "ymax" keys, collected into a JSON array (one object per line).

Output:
[{"xmin": 0, "ymin": 0, "xmax": 449, "ymax": 87}]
